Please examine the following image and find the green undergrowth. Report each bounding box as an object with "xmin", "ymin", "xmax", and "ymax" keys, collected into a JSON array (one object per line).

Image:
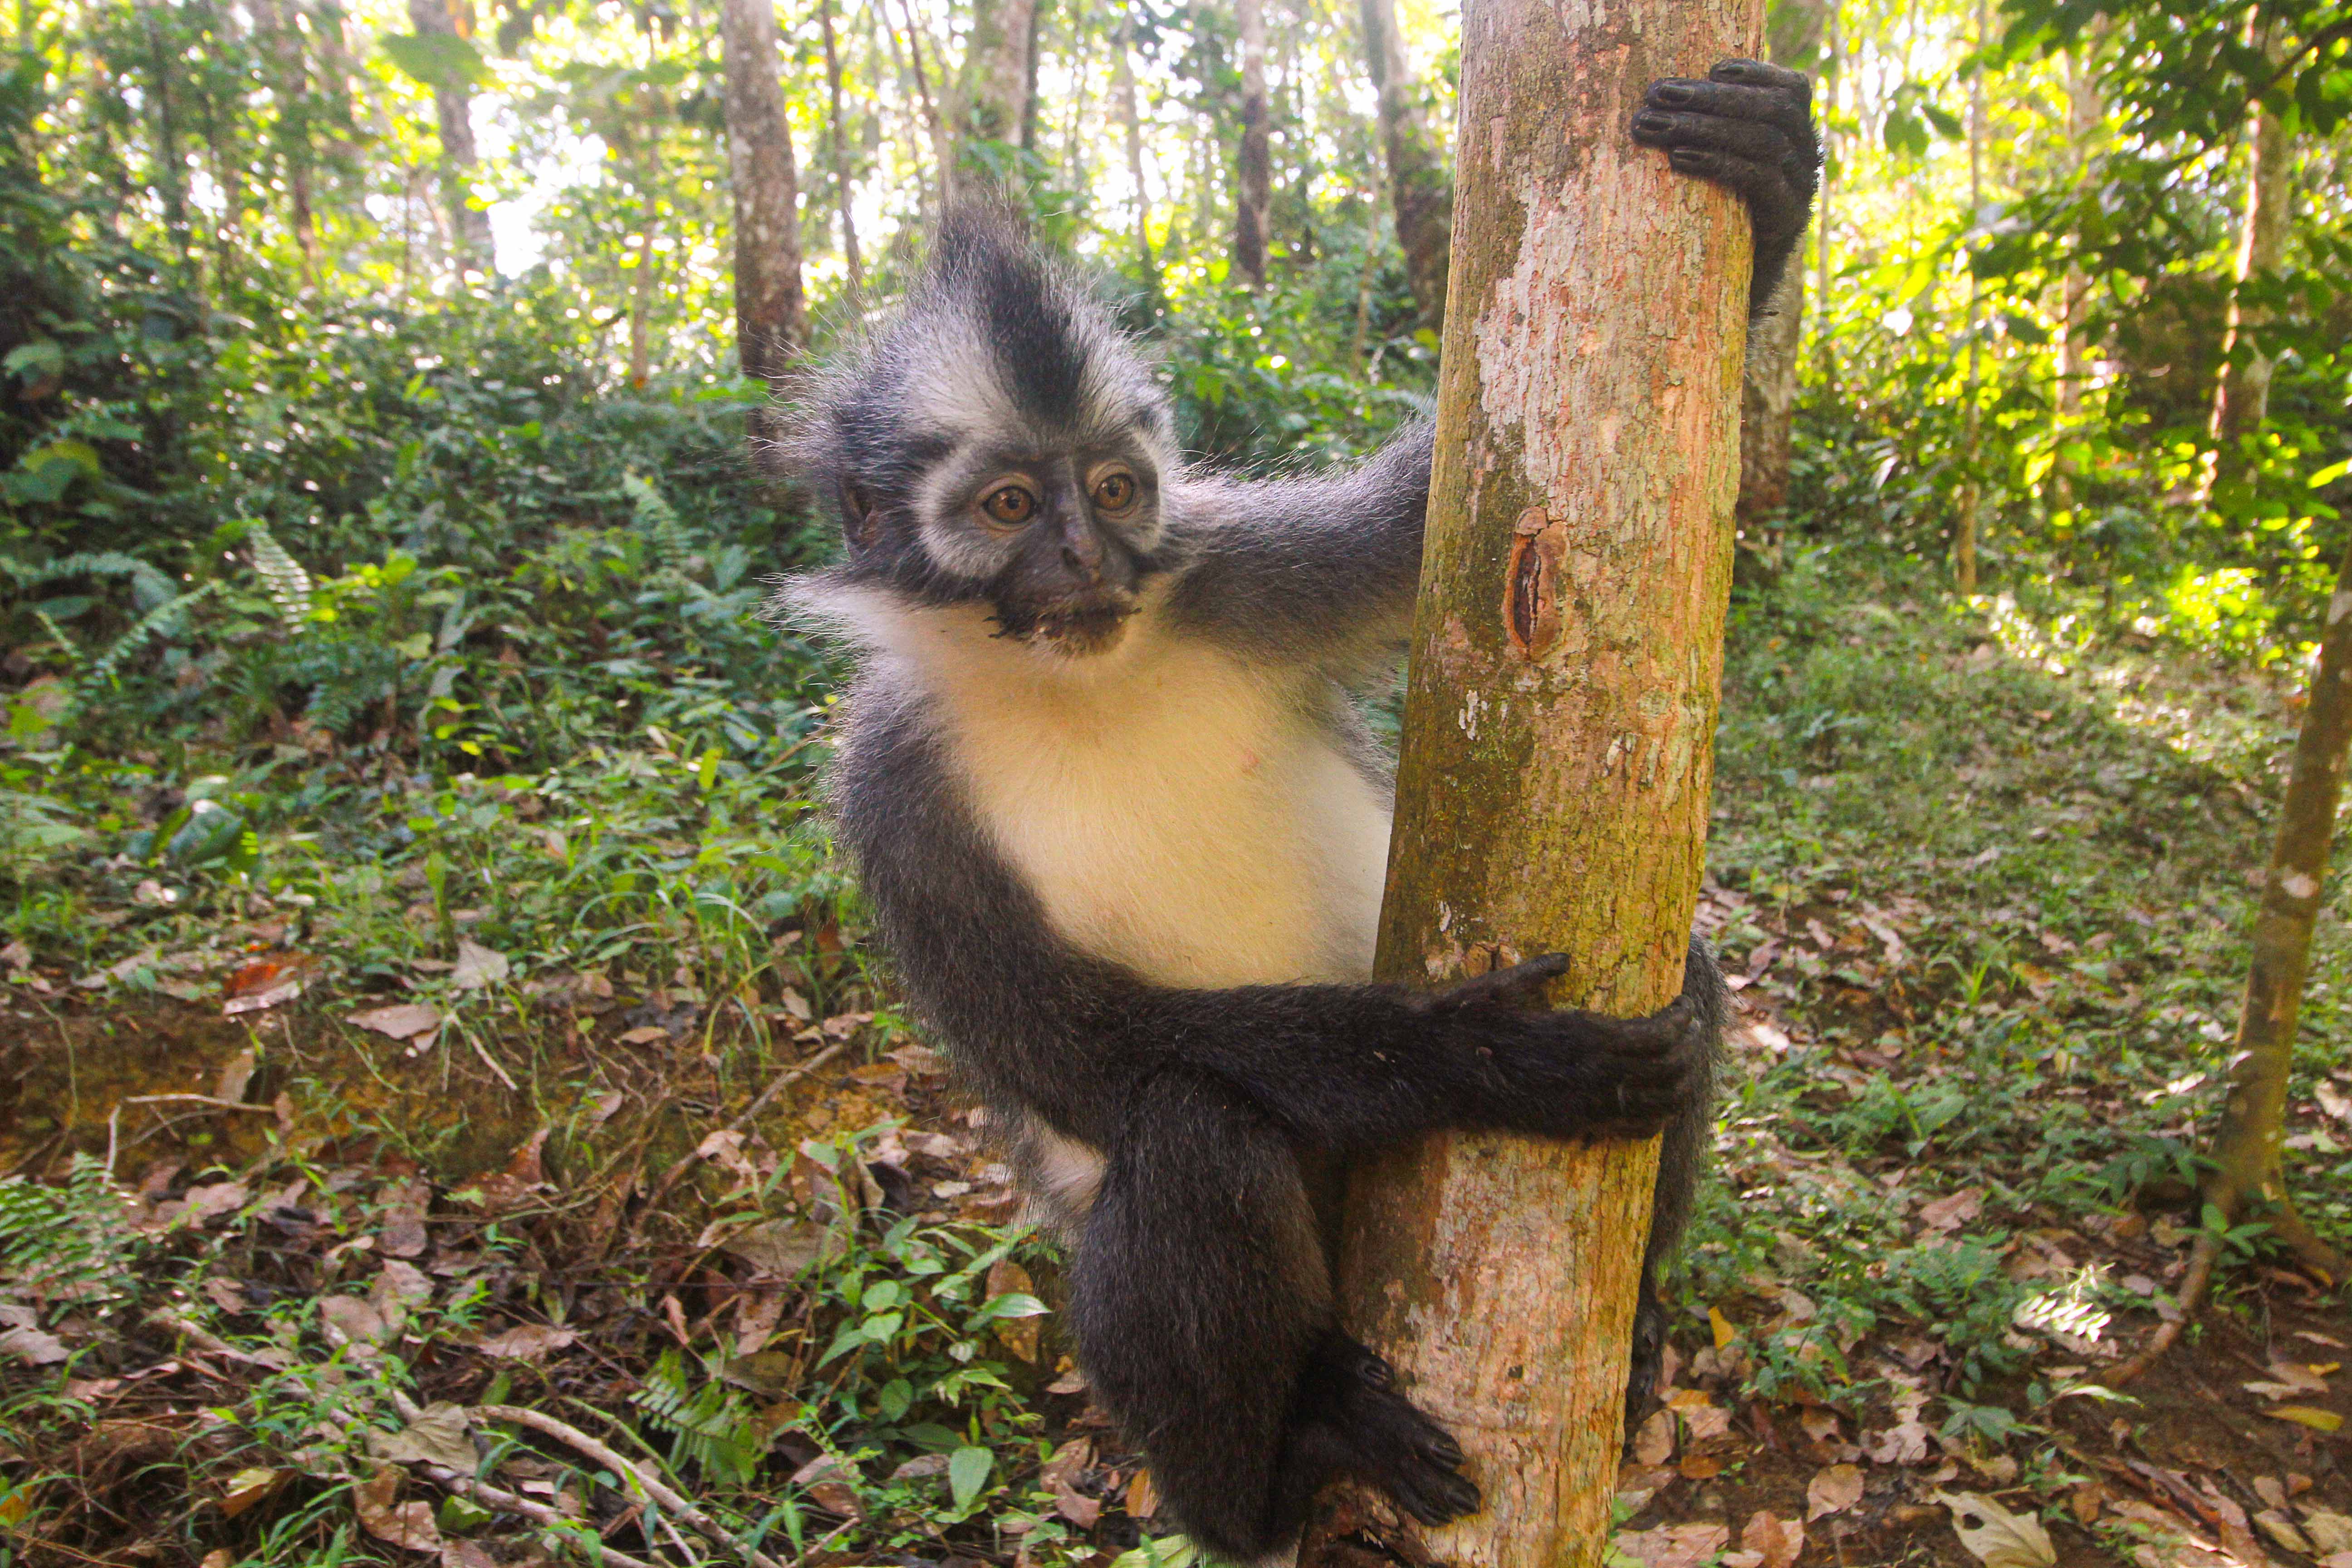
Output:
[{"xmin": 1679, "ymin": 541, "xmax": 2352, "ymax": 1429}]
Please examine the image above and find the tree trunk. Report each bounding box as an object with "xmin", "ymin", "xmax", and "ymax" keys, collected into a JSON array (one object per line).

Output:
[
  {"xmin": 2052, "ymin": 38, "xmax": 2098, "ymax": 528},
  {"xmin": 2205, "ymin": 46, "xmax": 2291, "ymax": 500},
  {"xmin": 1358, "ymin": 0, "xmax": 1451, "ymax": 335},
  {"xmin": 1307, "ymin": 0, "xmax": 1759, "ymax": 1559},
  {"xmin": 406, "ymin": 0, "xmax": 493, "ymax": 270},
  {"xmin": 1113, "ymin": 15, "xmax": 1159, "ymax": 303},
  {"xmin": 955, "ymin": 0, "xmax": 1038, "ymax": 152},
  {"xmin": 1734, "ymin": 0, "xmax": 1828, "ymax": 573},
  {"xmin": 1953, "ymin": 0, "xmax": 1986, "ymax": 594},
  {"xmin": 1234, "ymin": 0, "xmax": 1272, "ymax": 287},
  {"xmin": 2203, "ymin": 538, "xmax": 2352, "ymax": 1279},
  {"xmin": 819, "ymin": 0, "xmax": 863, "ymax": 296},
  {"xmin": 1811, "ymin": 1, "xmax": 1837, "ymax": 400},
  {"xmin": 719, "ymin": 0, "xmax": 808, "ymax": 379},
  {"xmin": 895, "ymin": 0, "xmax": 956, "ymax": 209}
]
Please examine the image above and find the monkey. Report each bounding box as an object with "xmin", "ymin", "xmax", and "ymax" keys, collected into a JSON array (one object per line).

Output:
[{"xmin": 775, "ymin": 59, "xmax": 1817, "ymax": 1565}]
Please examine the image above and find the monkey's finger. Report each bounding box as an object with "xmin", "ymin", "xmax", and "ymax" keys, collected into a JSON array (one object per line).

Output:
[
  {"xmin": 1642, "ymin": 78, "xmax": 1809, "ymax": 133},
  {"xmin": 1633, "ymin": 111, "xmax": 1797, "ymax": 170},
  {"xmin": 1709, "ymin": 57, "xmax": 1811, "ymax": 99},
  {"xmin": 1668, "ymin": 148, "xmax": 1805, "ymax": 247}
]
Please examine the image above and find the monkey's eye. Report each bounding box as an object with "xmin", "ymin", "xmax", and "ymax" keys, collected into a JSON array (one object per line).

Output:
[
  {"xmin": 1091, "ymin": 470, "xmax": 1138, "ymax": 513},
  {"xmin": 980, "ymin": 485, "xmax": 1037, "ymax": 526}
]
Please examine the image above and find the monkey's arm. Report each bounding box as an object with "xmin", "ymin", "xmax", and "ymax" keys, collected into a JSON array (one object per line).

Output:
[
  {"xmin": 1156, "ymin": 421, "xmax": 1434, "ymax": 679},
  {"xmin": 835, "ymin": 696, "xmax": 1719, "ymax": 1151}
]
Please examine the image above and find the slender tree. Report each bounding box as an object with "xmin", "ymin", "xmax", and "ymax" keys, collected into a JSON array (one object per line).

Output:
[
  {"xmin": 1113, "ymin": 10, "xmax": 1159, "ymax": 299},
  {"xmin": 1952, "ymin": 0, "xmax": 1987, "ymax": 593},
  {"xmin": 2113, "ymin": 538, "xmax": 2352, "ymax": 1382},
  {"xmin": 1357, "ymin": 0, "xmax": 1450, "ymax": 333},
  {"xmin": 894, "ymin": 0, "xmax": 955, "ymax": 208},
  {"xmin": 719, "ymin": 0, "xmax": 808, "ymax": 377},
  {"xmin": 405, "ymin": 0, "xmax": 494, "ymax": 270},
  {"xmin": 1234, "ymin": 0, "xmax": 1272, "ymax": 286},
  {"xmin": 2204, "ymin": 28, "xmax": 2293, "ymax": 503},
  {"xmin": 819, "ymin": 0, "xmax": 864, "ymax": 295},
  {"xmin": 2051, "ymin": 36, "xmax": 2100, "ymax": 528},
  {"xmin": 1303, "ymin": 0, "xmax": 1761, "ymax": 1560}
]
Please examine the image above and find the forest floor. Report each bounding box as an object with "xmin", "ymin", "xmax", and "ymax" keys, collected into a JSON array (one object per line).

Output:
[{"xmin": 2, "ymin": 549, "xmax": 2349, "ymax": 1568}]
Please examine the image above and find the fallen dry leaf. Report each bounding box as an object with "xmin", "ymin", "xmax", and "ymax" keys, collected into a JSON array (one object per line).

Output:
[
  {"xmin": 1808, "ymin": 1464, "xmax": 1865, "ymax": 1520},
  {"xmin": 1937, "ymin": 1490, "xmax": 2056, "ymax": 1568},
  {"xmin": 1743, "ymin": 1509, "xmax": 1803, "ymax": 1568},
  {"xmin": 365, "ymin": 1404, "xmax": 477, "ymax": 1471},
  {"xmin": 1919, "ymin": 1189, "xmax": 1985, "ymax": 1231},
  {"xmin": 0, "ymin": 1323, "xmax": 66, "ymax": 1365},
  {"xmin": 349, "ymin": 1004, "xmax": 442, "ymax": 1042},
  {"xmin": 1864, "ymin": 1416, "xmax": 1935, "ymax": 1465},
  {"xmin": 451, "ymin": 939, "xmax": 509, "ymax": 992},
  {"xmin": 1126, "ymin": 1467, "xmax": 1160, "ymax": 1520},
  {"xmin": 1666, "ymin": 1387, "xmax": 1731, "ymax": 1442},
  {"xmin": 1613, "ymin": 1522, "xmax": 1731, "ymax": 1568},
  {"xmin": 988, "ymin": 1257, "xmax": 1040, "ymax": 1362},
  {"xmin": 2304, "ymin": 1512, "xmax": 2352, "ymax": 1557},
  {"xmin": 219, "ymin": 1467, "xmax": 284, "ymax": 1519},
  {"xmin": 2265, "ymin": 1406, "xmax": 2344, "ymax": 1434},
  {"xmin": 475, "ymin": 1323, "xmax": 578, "ymax": 1362},
  {"xmin": 355, "ymin": 1466, "xmax": 444, "ymax": 1553},
  {"xmin": 2255, "ymin": 1513, "xmax": 2312, "ymax": 1555},
  {"xmin": 1635, "ymin": 1408, "xmax": 1676, "ymax": 1466}
]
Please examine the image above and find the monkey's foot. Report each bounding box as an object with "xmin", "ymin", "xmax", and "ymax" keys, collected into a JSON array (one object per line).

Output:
[{"xmin": 1296, "ymin": 1337, "xmax": 1480, "ymax": 1528}]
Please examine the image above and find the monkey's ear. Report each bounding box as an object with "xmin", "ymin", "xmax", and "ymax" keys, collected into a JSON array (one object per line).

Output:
[{"xmin": 842, "ymin": 482, "xmax": 879, "ymax": 549}]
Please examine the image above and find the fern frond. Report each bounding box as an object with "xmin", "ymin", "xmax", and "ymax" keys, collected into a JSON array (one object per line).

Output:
[{"xmin": 245, "ymin": 526, "xmax": 314, "ymax": 633}]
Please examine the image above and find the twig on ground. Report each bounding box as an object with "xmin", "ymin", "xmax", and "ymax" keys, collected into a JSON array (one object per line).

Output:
[
  {"xmin": 625, "ymin": 1041, "xmax": 847, "ymax": 1248},
  {"xmin": 473, "ymin": 1402, "xmax": 782, "ymax": 1568}
]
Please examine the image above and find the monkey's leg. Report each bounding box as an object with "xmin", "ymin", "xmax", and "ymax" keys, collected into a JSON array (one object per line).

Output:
[
  {"xmin": 1625, "ymin": 962, "xmax": 1728, "ymax": 1430},
  {"xmin": 1628, "ymin": 59, "xmax": 1820, "ymax": 315},
  {"xmin": 1068, "ymin": 1070, "xmax": 1475, "ymax": 1564}
]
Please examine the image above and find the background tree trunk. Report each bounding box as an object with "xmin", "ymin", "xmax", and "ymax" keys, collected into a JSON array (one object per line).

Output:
[
  {"xmin": 1307, "ymin": 0, "xmax": 1759, "ymax": 1559},
  {"xmin": 1357, "ymin": 0, "xmax": 1450, "ymax": 334},
  {"xmin": 2206, "ymin": 50, "xmax": 2291, "ymax": 499},
  {"xmin": 1114, "ymin": 15, "xmax": 1160, "ymax": 309},
  {"xmin": 1734, "ymin": 0, "xmax": 1829, "ymax": 574},
  {"xmin": 1234, "ymin": 0, "xmax": 1272, "ymax": 287},
  {"xmin": 2051, "ymin": 38, "xmax": 2099, "ymax": 529},
  {"xmin": 719, "ymin": 0, "xmax": 808, "ymax": 379},
  {"xmin": 956, "ymin": 0, "xmax": 1039, "ymax": 154},
  {"xmin": 1953, "ymin": 0, "xmax": 1986, "ymax": 594},
  {"xmin": 405, "ymin": 0, "xmax": 493, "ymax": 270},
  {"xmin": 819, "ymin": 0, "xmax": 863, "ymax": 296}
]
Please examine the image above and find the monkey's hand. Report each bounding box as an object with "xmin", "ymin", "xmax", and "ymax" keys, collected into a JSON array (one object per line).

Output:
[
  {"xmin": 1427, "ymin": 943, "xmax": 1722, "ymax": 1140},
  {"xmin": 1629, "ymin": 58, "xmax": 1820, "ymax": 315}
]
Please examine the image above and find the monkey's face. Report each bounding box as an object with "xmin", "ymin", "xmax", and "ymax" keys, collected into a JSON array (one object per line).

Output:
[
  {"xmin": 923, "ymin": 438, "xmax": 1163, "ymax": 656},
  {"xmin": 797, "ymin": 207, "xmax": 1180, "ymax": 659}
]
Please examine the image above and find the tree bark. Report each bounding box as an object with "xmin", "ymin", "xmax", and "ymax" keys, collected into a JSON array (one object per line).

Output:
[
  {"xmin": 1308, "ymin": 0, "xmax": 1759, "ymax": 1559},
  {"xmin": 406, "ymin": 0, "xmax": 493, "ymax": 271},
  {"xmin": 819, "ymin": 0, "xmax": 863, "ymax": 296},
  {"xmin": 894, "ymin": 0, "xmax": 956, "ymax": 209},
  {"xmin": 2051, "ymin": 38, "xmax": 2099, "ymax": 528},
  {"xmin": 1734, "ymin": 0, "xmax": 1828, "ymax": 572},
  {"xmin": 719, "ymin": 0, "xmax": 808, "ymax": 379},
  {"xmin": 1358, "ymin": 0, "xmax": 1451, "ymax": 334},
  {"xmin": 1113, "ymin": 14, "xmax": 1160, "ymax": 306},
  {"xmin": 955, "ymin": 0, "xmax": 1038, "ymax": 154},
  {"xmin": 2205, "ymin": 538, "xmax": 2352, "ymax": 1278},
  {"xmin": 1953, "ymin": 0, "xmax": 1986, "ymax": 594},
  {"xmin": 1234, "ymin": 0, "xmax": 1272, "ymax": 287},
  {"xmin": 2205, "ymin": 46, "xmax": 2292, "ymax": 499}
]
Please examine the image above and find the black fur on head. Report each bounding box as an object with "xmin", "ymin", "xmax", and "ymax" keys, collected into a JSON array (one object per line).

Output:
[{"xmin": 779, "ymin": 203, "xmax": 1180, "ymax": 655}]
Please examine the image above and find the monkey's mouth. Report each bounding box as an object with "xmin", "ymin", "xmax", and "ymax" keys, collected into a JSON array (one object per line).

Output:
[{"xmin": 995, "ymin": 599, "xmax": 1139, "ymax": 655}]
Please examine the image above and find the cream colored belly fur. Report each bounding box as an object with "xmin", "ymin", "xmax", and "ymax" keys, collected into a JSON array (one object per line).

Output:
[{"xmin": 890, "ymin": 598, "xmax": 1394, "ymax": 1228}]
